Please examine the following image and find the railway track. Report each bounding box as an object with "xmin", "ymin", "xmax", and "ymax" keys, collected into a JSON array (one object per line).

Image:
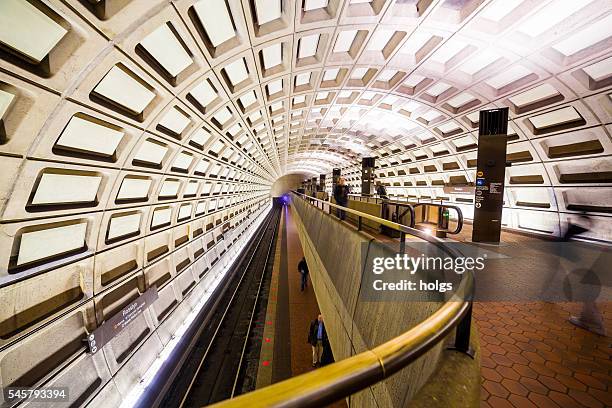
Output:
[{"xmin": 161, "ymin": 207, "xmax": 281, "ymax": 407}]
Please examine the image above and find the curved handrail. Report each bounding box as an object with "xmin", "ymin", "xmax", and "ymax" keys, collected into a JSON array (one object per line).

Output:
[{"xmin": 209, "ymin": 192, "xmax": 474, "ymax": 408}]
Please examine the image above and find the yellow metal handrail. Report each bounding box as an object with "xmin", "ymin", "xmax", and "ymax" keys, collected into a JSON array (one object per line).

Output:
[{"xmin": 209, "ymin": 192, "xmax": 475, "ymax": 408}]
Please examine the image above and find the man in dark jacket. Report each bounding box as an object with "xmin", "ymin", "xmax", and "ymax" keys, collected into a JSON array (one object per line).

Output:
[
  {"xmin": 298, "ymin": 256, "xmax": 309, "ymax": 291},
  {"xmin": 308, "ymin": 314, "xmax": 327, "ymax": 367},
  {"xmin": 376, "ymin": 181, "xmax": 388, "ymax": 199},
  {"xmin": 333, "ymin": 177, "xmax": 349, "ymax": 220}
]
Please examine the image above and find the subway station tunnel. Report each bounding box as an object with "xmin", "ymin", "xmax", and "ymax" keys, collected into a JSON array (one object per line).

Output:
[{"xmin": 0, "ymin": 0, "xmax": 611, "ymax": 407}]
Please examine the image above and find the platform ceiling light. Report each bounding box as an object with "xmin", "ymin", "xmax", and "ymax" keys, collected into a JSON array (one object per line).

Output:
[
  {"xmin": 552, "ymin": 14, "xmax": 612, "ymax": 57},
  {"xmin": 254, "ymin": 0, "xmax": 282, "ymax": 25},
  {"xmin": 295, "ymin": 72, "xmax": 311, "ymax": 86},
  {"xmin": 262, "ymin": 43, "xmax": 282, "ymax": 69},
  {"xmin": 334, "ymin": 30, "xmax": 358, "ymax": 53},
  {"xmin": 224, "ymin": 58, "xmax": 249, "ymax": 85},
  {"xmin": 485, "ymin": 64, "xmax": 532, "ymax": 89},
  {"xmin": 194, "ymin": 0, "xmax": 236, "ymax": 46},
  {"xmin": 304, "ymin": 0, "xmax": 329, "ymax": 12},
  {"xmin": 367, "ymin": 29, "xmax": 394, "ymax": 51},
  {"xmin": 323, "ymin": 68, "xmax": 340, "ymax": 81},
  {"xmin": 299, "ymin": 34, "xmax": 320, "ymax": 58},
  {"xmin": 479, "ymin": 0, "xmax": 524, "ymax": 22},
  {"xmin": 517, "ymin": 0, "xmax": 596, "ymax": 38},
  {"xmin": 2, "ymin": 2, "xmax": 612, "ymax": 403},
  {"xmin": 0, "ymin": 0, "xmax": 68, "ymax": 63},
  {"xmin": 140, "ymin": 24, "xmax": 193, "ymax": 77}
]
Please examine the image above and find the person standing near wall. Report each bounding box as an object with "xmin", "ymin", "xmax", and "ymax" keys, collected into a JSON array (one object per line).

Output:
[
  {"xmin": 376, "ymin": 181, "xmax": 389, "ymax": 199},
  {"xmin": 298, "ymin": 256, "xmax": 309, "ymax": 292},
  {"xmin": 333, "ymin": 177, "xmax": 349, "ymax": 220},
  {"xmin": 308, "ymin": 314, "xmax": 327, "ymax": 367}
]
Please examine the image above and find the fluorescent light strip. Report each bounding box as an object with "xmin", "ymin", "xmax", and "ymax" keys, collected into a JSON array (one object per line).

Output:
[{"xmin": 120, "ymin": 205, "xmax": 273, "ymax": 408}]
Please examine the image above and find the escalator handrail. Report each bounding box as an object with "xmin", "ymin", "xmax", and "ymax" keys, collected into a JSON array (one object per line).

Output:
[
  {"xmin": 294, "ymin": 192, "xmax": 433, "ymax": 242},
  {"xmin": 348, "ymin": 194, "xmax": 464, "ymax": 235}
]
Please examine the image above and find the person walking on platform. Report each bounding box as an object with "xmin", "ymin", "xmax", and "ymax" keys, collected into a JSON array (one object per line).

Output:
[
  {"xmin": 298, "ymin": 256, "xmax": 309, "ymax": 291},
  {"xmin": 558, "ymin": 215, "xmax": 606, "ymax": 336},
  {"xmin": 333, "ymin": 177, "xmax": 349, "ymax": 221},
  {"xmin": 308, "ymin": 314, "xmax": 327, "ymax": 367}
]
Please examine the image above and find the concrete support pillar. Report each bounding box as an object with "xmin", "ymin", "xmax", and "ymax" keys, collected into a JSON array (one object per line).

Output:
[{"xmin": 361, "ymin": 157, "xmax": 375, "ymax": 196}]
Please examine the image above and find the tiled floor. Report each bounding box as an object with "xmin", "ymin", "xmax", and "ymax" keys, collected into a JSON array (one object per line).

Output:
[
  {"xmin": 450, "ymin": 224, "xmax": 611, "ymax": 407},
  {"xmin": 475, "ymin": 301, "xmax": 611, "ymax": 408}
]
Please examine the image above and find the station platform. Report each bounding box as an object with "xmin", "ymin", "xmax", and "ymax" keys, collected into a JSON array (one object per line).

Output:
[{"xmin": 256, "ymin": 206, "xmax": 347, "ymax": 407}]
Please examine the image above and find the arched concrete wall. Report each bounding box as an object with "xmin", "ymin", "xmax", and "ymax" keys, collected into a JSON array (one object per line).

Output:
[
  {"xmin": 270, "ymin": 173, "xmax": 309, "ymax": 197},
  {"xmin": 0, "ymin": 1, "xmax": 610, "ymax": 406}
]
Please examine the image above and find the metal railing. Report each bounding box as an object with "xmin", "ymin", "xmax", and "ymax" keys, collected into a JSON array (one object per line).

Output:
[
  {"xmin": 348, "ymin": 194, "xmax": 464, "ymax": 235},
  {"xmin": 210, "ymin": 192, "xmax": 475, "ymax": 408}
]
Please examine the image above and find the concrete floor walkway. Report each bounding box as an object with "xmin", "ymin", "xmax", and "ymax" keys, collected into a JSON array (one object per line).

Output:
[{"xmin": 257, "ymin": 205, "xmax": 346, "ymax": 407}]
